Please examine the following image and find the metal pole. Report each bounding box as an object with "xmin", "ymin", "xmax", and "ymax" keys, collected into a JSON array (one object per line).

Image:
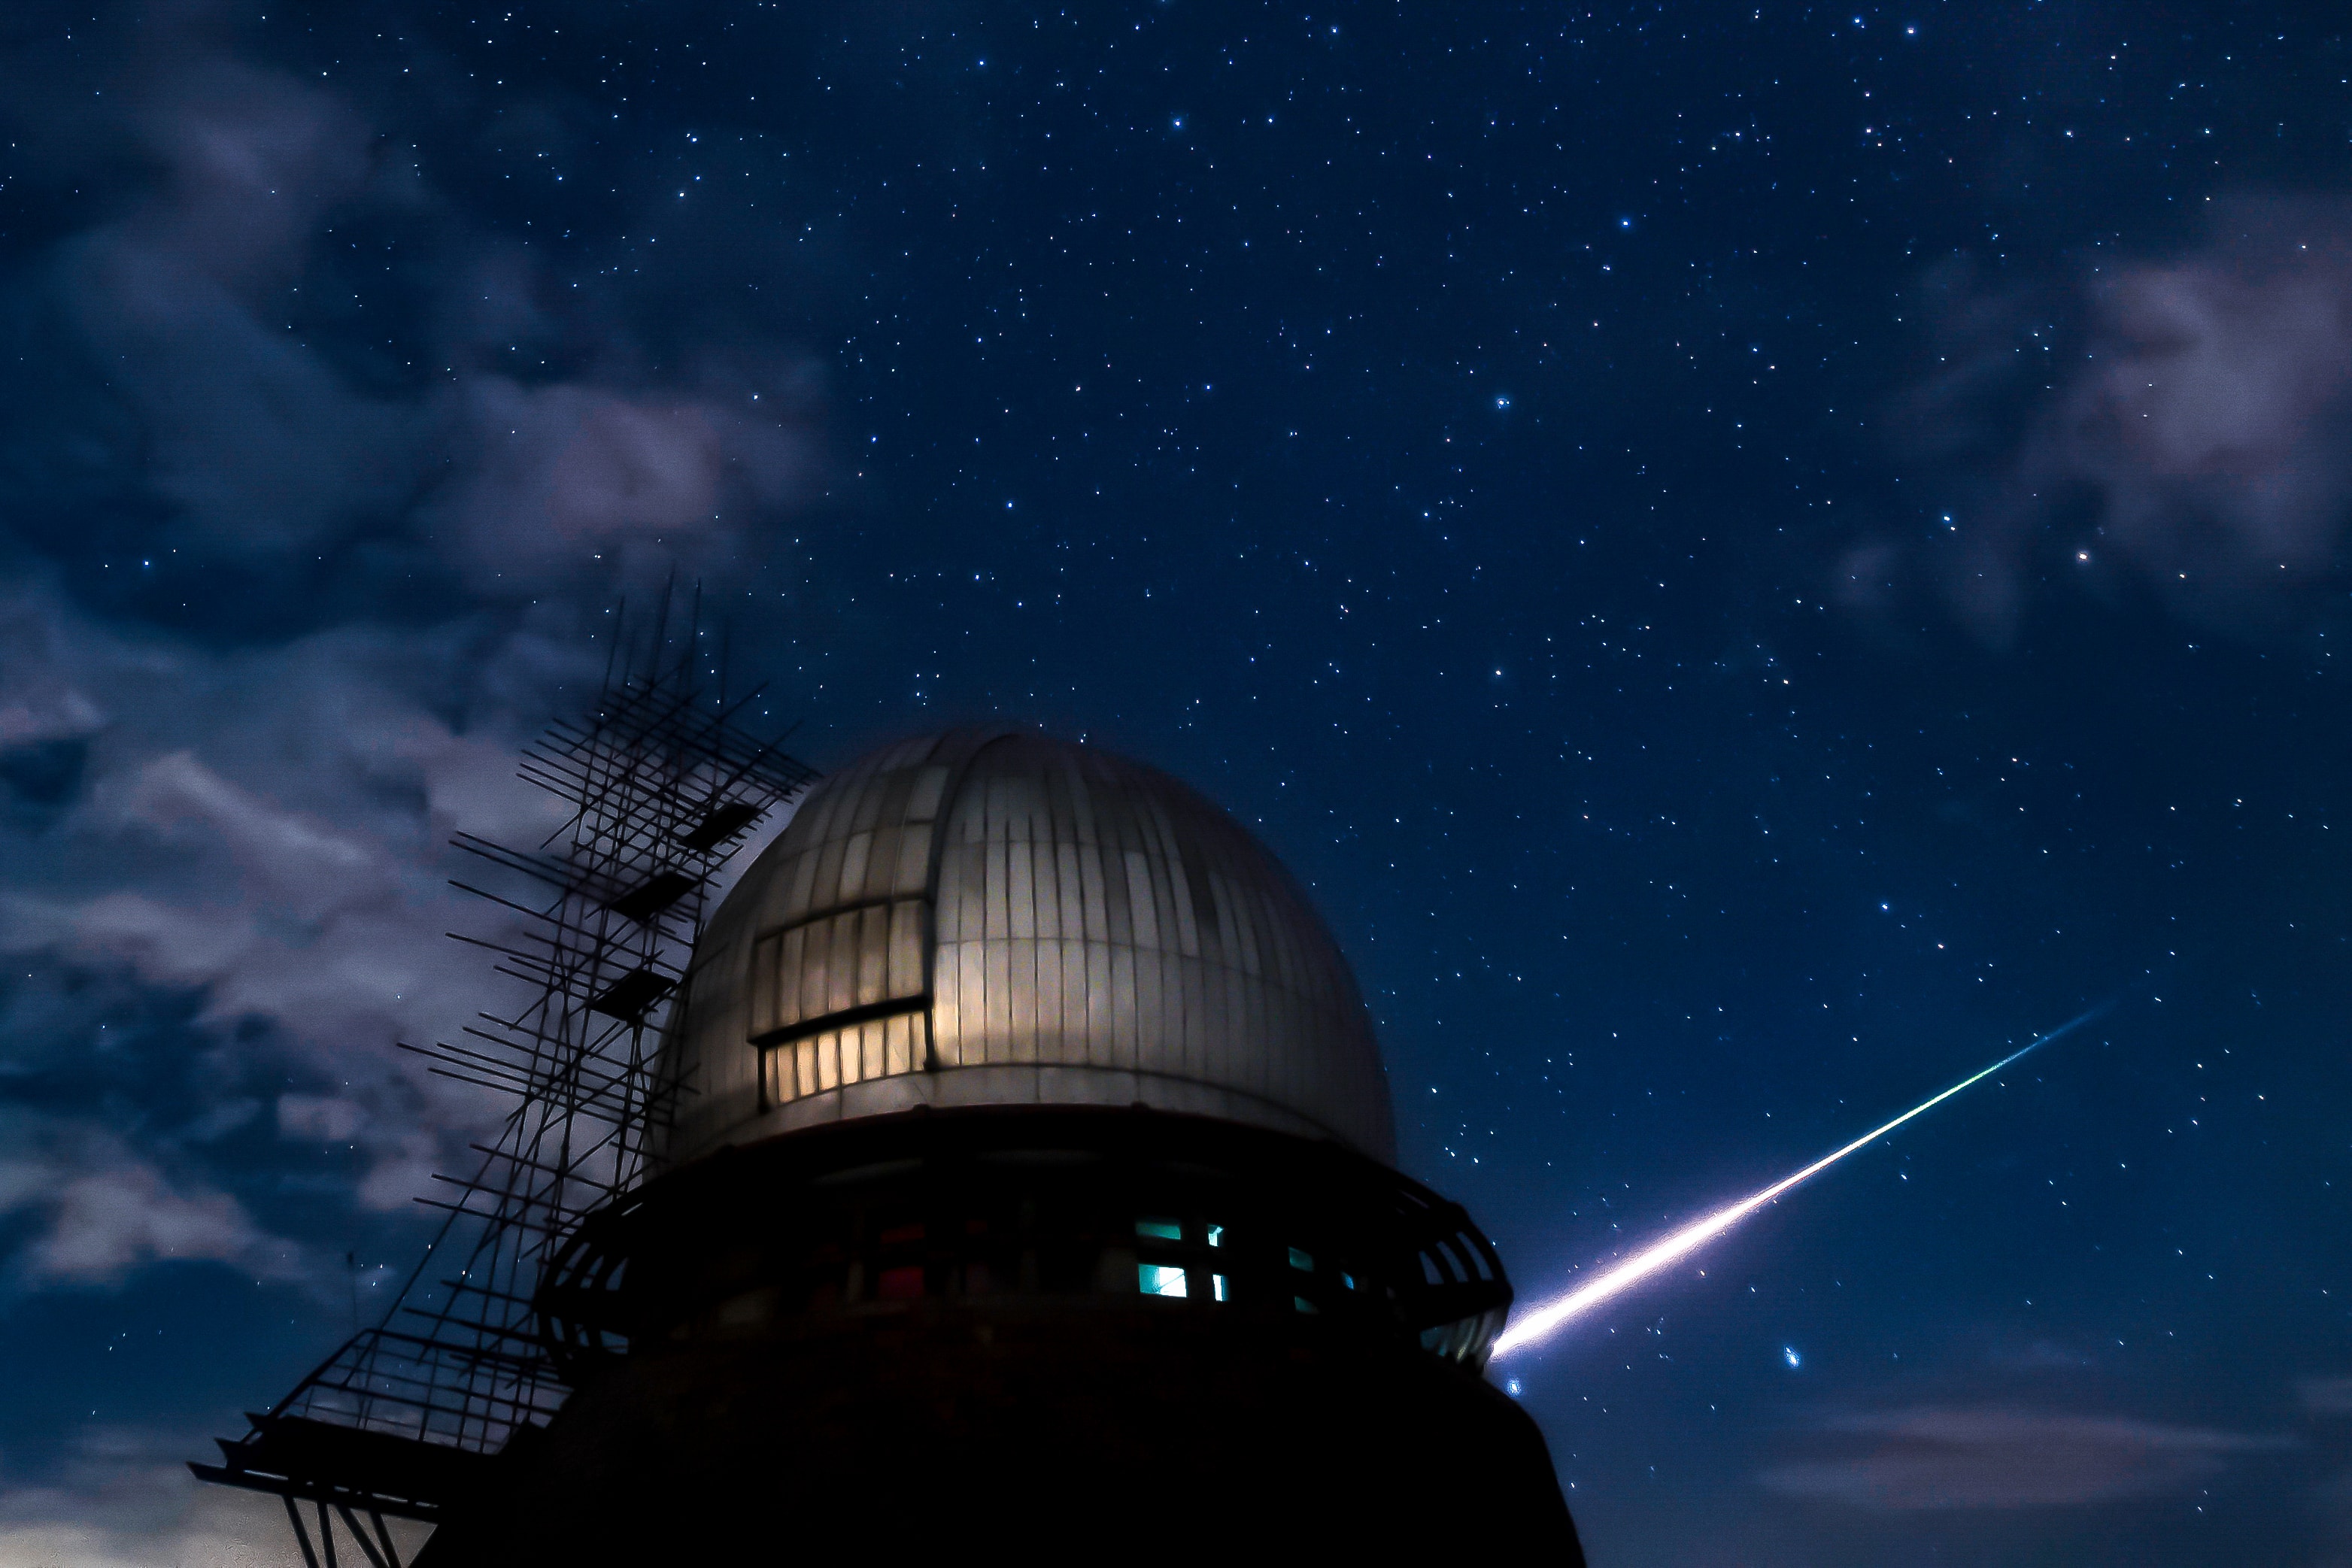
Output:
[
  {"xmin": 281, "ymin": 1495, "xmax": 321, "ymax": 1568},
  {"xmin": 369, "ymin": 1511, "xmax": 405, "ymax": 1568},
  {"xmin": 335, "ymin": 1504, "xmax": 392, "ymax": 1568}
]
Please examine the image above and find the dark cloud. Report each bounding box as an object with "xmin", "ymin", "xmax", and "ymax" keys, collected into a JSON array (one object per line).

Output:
[
  {"xmin": 0, "ymin": 1424, "xmax": 302, "ymax": 1566},
  {"xmin": 0, "ymin": 6, "xmax": 833, "ymax": 625},
  {"xmin": 1845, "ymin": 198, "xmax": 2352, "ymax": 645},
  {"xmin": 0, "ymin": 587, "xmax": 576, "ymax": 1272},
  {"xmin": 0, "ymin": 2, "xmax": 836, "ymax": 1320},
  {"xmin": 0, "ymin": 1111, "xmax": 296, "ymax": 1288},
  {"xmin": 0, "ymin": 1414, "xmax": 443, "ymax": 1566},
  {"xmin": 1759, "ymin": 1406, "xmax": 2295, "ymax": 1512},
  {"xmin": 0, "ymin": 19, "xmax": 852, "ymax": 1551}
]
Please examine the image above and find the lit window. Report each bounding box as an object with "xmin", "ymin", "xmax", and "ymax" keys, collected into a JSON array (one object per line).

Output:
[
  {"xmin": 1137, "ymin": 1218, "xmax": 1182, "ymax": 1242},
  {"xmin": 1294, "ymin": 1296, "xmax": 1319, "ymax": 1315},
  {"xmin": 1340, "ymin": 1271, "xmax": 1357, "ymax": 1291},
  {"xmin": 1288, "ymin": 1246, "xmax": 1314, "ymax": 1272},
  {"xmin": 1139, "ymin": 1263, "xmax": 1189, "ymax": 1298},
  {"xmin": 1206, "ymin": 1223, "xmax": 1225, "ymax": 1248},
  {"xmin": 1212, "ymin": 1274, "xmax": 1230, "ymax": 1302}
]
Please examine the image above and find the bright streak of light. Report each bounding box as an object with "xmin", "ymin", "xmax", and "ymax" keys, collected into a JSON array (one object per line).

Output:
[{"xmin": 1489, "ymin": 1006, "xmax": 2108, "ymax": 1360}]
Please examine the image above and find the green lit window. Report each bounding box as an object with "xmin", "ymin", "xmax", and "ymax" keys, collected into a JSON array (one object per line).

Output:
[
  {"xmin": 1212, "ymin": 1274, "xmax": 1230, "ymax": 1302},
  {"xmin": 1293, "ymin": 1296, "xmax": 1319, "ymax": 1315},
  {"xmin": 1136, "ymin": 1218, "xmax": 1182, "ymax": 1242},
  {"xmin": 1206, "ymin": 1223, "xmax": 1226, "ymax": 1248},
  {"xmin": 1139, "ymin": 1263, "xmax": 1189, "ymax": 1298},
  {"xmin": 1288, "ymin": 1246, "xmax": 1314, "ymax": 1272}
]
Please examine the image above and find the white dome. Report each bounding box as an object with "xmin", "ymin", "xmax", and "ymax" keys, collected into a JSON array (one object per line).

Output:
[{"xmin": 651, "ymin": 729, "xmax": 1397, "ymax": 1167}]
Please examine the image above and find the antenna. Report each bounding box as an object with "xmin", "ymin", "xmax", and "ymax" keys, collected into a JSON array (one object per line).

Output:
[{"xmin": 191, "ymin": 595, "xmax": 817, "ymax": 1565}]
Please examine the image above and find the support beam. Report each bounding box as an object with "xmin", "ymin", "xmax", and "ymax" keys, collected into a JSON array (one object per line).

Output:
[
  {"xmin": 335, "ymin": 1504, "xmax": 392, "ymax": 1568},
  {"xmin": 369, "ymin": 1511, "xmax": 405, "ymax": 1568},
  {"xmin": 282, "ymin": 1496, "xmax": 322, "ymax": 1568}
]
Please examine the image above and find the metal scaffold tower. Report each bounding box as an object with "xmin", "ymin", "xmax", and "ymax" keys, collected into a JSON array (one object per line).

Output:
[{"xmin": 192, "ymin": 604, "xmax": 816, "ymax": 1567}]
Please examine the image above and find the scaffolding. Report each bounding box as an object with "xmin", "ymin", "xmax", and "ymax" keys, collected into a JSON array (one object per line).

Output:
[{"xmin": 191, "ymin": 605, "xmax": 815, "ymax": 1566}]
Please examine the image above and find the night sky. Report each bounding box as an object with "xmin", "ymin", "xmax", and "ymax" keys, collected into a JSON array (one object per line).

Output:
[{"xmin": 2, "ymin": 3, "xmax": 2349, "ymax": 1563}]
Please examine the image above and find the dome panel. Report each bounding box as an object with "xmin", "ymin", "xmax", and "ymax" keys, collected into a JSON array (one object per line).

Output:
[{"xmin": 653, "ymin": 729, "xmax": 1396, "ymax": 1168}]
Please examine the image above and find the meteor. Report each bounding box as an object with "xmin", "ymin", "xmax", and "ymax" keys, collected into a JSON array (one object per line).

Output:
[{"xmin": 1489, "ymin": 1005, "xmax": 2108, "ymax": 1360}]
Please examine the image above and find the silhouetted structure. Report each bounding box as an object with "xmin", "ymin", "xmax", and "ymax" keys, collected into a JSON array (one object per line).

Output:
[
  {"xmin": 192, "ymin": 604, "xmax": 814, "ymax": 1567},
  {"xmin": 200, "ymin": 713, "xmax": 1581, "ymax": 1562}
]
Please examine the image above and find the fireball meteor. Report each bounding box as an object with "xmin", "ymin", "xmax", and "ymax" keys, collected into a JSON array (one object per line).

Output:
[{"xmin": 1489, "ymin": 1006, "xmax": 2108, "ymax": 1360}]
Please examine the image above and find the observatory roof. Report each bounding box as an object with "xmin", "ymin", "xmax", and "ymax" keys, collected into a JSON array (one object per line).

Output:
[{"xmin": 652, "ymin": 729, "xmax": 1397, "ymax": 1168}]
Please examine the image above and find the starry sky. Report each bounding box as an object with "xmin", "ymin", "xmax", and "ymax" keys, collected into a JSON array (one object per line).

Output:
[{"xmin": 2, "ymin": 3, "xmax": 2349, "ymax": 1563}]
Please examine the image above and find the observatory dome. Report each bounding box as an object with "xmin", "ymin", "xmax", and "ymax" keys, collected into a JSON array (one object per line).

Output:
[{"xmin": 652, "ymin": 729, "xmax": 1397, "ymax": 1169}]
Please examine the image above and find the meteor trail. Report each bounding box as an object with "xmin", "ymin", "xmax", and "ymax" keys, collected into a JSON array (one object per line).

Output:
[{"xmin": 1489, "ymin": 1005, "xmax": 2108, "ymax": 1360}]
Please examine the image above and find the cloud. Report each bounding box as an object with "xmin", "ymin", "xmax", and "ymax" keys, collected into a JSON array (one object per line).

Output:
[
  {"xmin": 0, "ymin": 1503, "xmax": 287, "ymax": 1568},
  {"xmin": 436, "ymin": 363, "xmax": 818, "ymax": 590},
  {"xmin": 0, "ymin": 1116, "xmax": 298, "ymax": 1288},
  {"xmin": 1983, "ymin": 1339, "xmax": 2101, "ymax": 1372},
  {"xmin": 0, "ymin": 11, "xmax": 833, "ymax": 1563},
  {"xmin": 0, "ymin": 1427, "xmax": 418, "ymax": 1567},
  {"xmin": 113, "ymin": 750, "xmax": 384, "ymax": 904},
  {"xmin": 2, "ymin": 23, "xmax": 824, "ymax": 610},
  {"xmin": 1850, "ymin": 198, "xmax": 2352, "ymax": 644},
  {"xmin": 129, "ymin": 57, "xmax": 380, "ymax": 289},
  {"xmin": 35, "ymin": 1163, "xmax": 275, "ymax": 1284},
  {"xmin": 0, "ymin": 584, "xmax": 572, "ymax": 1219},
  {"xmin": 31, "ymin": 57, "xmax": 415, "ymax": 574},
  {"xmin": 0, "ymin": 688, "xmax": 103, "ymax": 751},
  {"xmin": 2304, "ymin": 1378, "xmax": 2352, "ymax": 1417},
  {"xmin": 0, "ymin": 11, "xmax": 827, "ymax": 1311},
  {"xmin": 1759, "ymin": 1406, "xmax": 2295, "ymax": 1511}
]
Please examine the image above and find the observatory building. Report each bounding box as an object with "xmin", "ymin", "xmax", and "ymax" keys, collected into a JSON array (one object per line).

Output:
[{"xmin": 403, "ymin": 727, "xmax": 1580, "ymax": 1558}]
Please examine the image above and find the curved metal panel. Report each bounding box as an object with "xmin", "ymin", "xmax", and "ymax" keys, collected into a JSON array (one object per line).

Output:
[{"xmin": 654, "ymin": 729, "xmax": 1397, "ymax": 1168}]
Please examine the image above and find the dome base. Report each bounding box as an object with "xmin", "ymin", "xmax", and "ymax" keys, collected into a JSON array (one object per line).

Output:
[
  {"xmin": 427, "ymin": 1106, "xmax": 1581, "ymax": 1562},
  {"xmin": 417, "ymin": 1302, "xmax": 1581, "ymax": 1562},
  {"xmin": 539, "ymin": 1105, "xmax": 1513, "ymax": 1370}
]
